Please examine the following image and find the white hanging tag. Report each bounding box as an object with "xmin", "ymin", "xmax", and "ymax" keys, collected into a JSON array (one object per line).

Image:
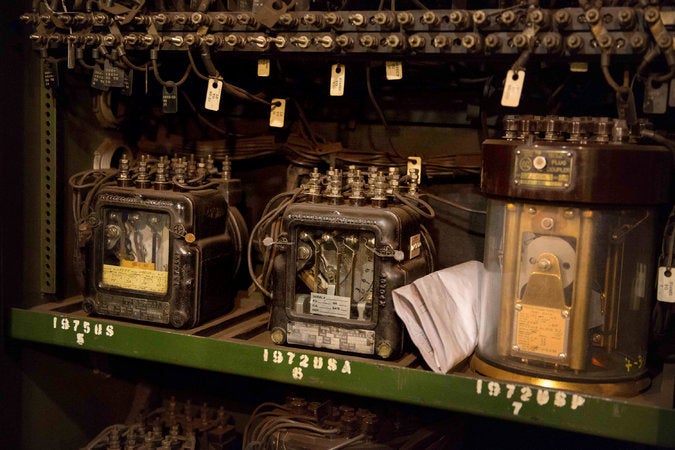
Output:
[
  {"xmin": 330, "ymin": 64, "xmax": 346, "ymax": 97},
  {"xmin": 657, "ymin": 267, "xmax": 675, "ymax": 303},
  {"xmin": 643, "ymin": 79, "xmax": 668, "ymax": 114},
  {"xmin": 204, "ymin": 78, "xmax": 223, "ymax": 111},
  {"xmin": 269, "ymin": 98, "xmax": 286, "ymax": 128},
  {"xmin": 668, "ymin": 79, "xmax": 675, "ymax": 108},
  {"xmin": 258, "ymin": 59, "xmax": 271, "ymax": 77},
  {"xmin": 501, "ymin": 69, "xmax": 525, "ymax": 107},
  {"xmin": 385, "ymin": 61, "xmax": 403, "ymax": 80}
]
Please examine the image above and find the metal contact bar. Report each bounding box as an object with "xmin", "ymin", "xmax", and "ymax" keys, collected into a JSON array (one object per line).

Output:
[{"xmin": 40, "ymin": 60, "xmax": 57, "ymax": 294}]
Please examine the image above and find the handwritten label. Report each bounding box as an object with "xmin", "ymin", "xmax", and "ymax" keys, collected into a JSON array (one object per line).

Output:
[
  {"xmin": 657, "ymin": 267, "xmax": 675, "ymax": 303},
  {"xmin": 257, "ymin": 59, "xmax": 271, "ymax": 77},
  {"xmin": 263, "ymin": 348, "xmax": 351, "ymax": 381},
  {"xmin": 476, "ymin": 379, "xmax": 585, "ymax": 416},
  {"xmin": 385, "ymin": 61, "xmax": 403, "ymax": 80},
  {"xmin": 53, "ymin": 316, "xmax": 115, "ymax": 346},
  {"xmin": 269, "ymin": 98, "xmax": 286, "ymax": 128},
  {"xmin": 330, "ymin": 64, "xmax": 345, "ymax": 96},
  {"xmin": 501, "ymin": 69, "xmax": 525, "ymax": 107},
  {"xmin": 102, "ymin": 264, "xmax": 168, "ymax": 294},
  {"xmin": 204, "ymin": 78, "xmax": 223, "ymax": 111},
  {"xmin": 310, "ymin": 292, "xmax": 351, "ymax": 319}
]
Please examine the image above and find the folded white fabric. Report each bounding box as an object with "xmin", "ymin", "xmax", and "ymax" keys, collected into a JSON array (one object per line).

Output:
[{"xmin": 392, "ymin": 260, "xmax": 484, "ymax": 373}]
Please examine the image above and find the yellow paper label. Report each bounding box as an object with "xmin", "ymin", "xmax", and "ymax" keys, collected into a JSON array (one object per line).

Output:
[
  {"xmin": 120, "ymin": 260, "xmax": 156, "ymax": 270},
  {"xmin": 103, "ymin": 264, "xmax": 168, "ymax": 294},
  {"xmin": 515, "ymin": 304, "xmax": 567, "ymax": 358}
]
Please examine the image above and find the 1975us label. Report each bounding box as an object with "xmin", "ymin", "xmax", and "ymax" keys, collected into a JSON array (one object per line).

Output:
[{"xmin": 52, "ymin": 316, "xmax": 115, "ymax": 346}]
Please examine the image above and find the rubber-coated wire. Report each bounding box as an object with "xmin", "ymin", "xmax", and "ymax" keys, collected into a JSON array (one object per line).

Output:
[
  {"xmin": 601, "ymin": 51, "xmax": 622, "ymax": 92},
  {"xmin": 180, "ymin": 89, "xmax": 230, "ymax": 136},
  {"xmin": 365, "ymin": 65, "xmax": 404, "ymax": 160},
  {"xmin": 328, "ymin": 434, "xmax": 368, "ymax": 450},
  {"xmin": 247, "ymin": 188, "xmax": 304, "ymax": 298},
  {"xmin": 120, "ymin": 53, "xmax": 149, "ymax": 72},
  {"xmin": 151, "ymin": 58, "xmax": 192, "ymax": 87},
  {"xmin": 424, "ymin": 192, "xmax": 487, "ymax": 215},
  {"xmin": 394, "ymin": 192, "xmax": 435, "ymax": 219}
]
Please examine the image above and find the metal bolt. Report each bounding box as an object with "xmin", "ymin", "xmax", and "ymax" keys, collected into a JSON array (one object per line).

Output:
[
  {"xmin": 559, "ymin": 353, "xmax": 567, "ymax": 359},
  {"xmin": 513, "ymin": 33, "xmax": 529, "ymax": 49},
  {"xmin": 397, "ymin": 12, "xmax": 414, "ymax": 26},
  {"xmin": 290, "ymin": 36, "xmax": 310, "ymax": 48},
  {"xmin": 348, "ymin": 13, "xmax": 365, "ymax": 27},
  {"xmin": 174, "ymin": 14, "xmax": 187, "ymax": 25},
  {"xmin": 537, "ymin": 258, "xmax": 551, "ymax": 271},
  {"xmin": 215, "ymin": 13, "xmax": 233, "ymax": 26},
  {"xmin": 528, "ymin": 207, "xmax": 537, "ymax": 215},
  {"xmin": 644, "ymin": 7, "xmax": 659, "ymax": 24},
  {"xmin": 166, "ymin": 35, "xmax": 184, "ymax": 46},
  {"xmin": 485, "ymin": 34, "xmax": 501, "ymax": 49},
  {"xmin": 325, "ymin": 12, "xmax": 343, "ymax": 26},
  {"xmin": 421, "ymin": 11, "xmax": 439, "ymax": 26},
  {"xmin": 315, "ymin": 35, "xmax": 334, "ymax": 49},
  {"xmin": 386, "ymin": 34, "xmax": 403, "ymax": 48},
  {"xmin": 630, "ymin": 33, "xmax": 646, "ymax": 50},
  {"xmin": 269, "ymin": 36, "xmax": 286, "ymax": 48},
  {"xmin": 562, "ymin": 310, "xmax": 570, "ymax": 318},
  {"xmin": 515, "ymin": 303, "xmax": 523, "ymax": 311},
  {"xmin": 512, "ymin": 345, "xmax": 520, "ymax": 352},
  {"xmin": 563, "ymin": 209, "xmax": 575, "ymax": 219},
  {"xmin": 554, "ymin": 9, "xmax": 570, "ymax": 26},
  {"xmin": 501, "ymin": 10, "xmax": 516, "ymax": 27},
  {"xmin": 224, "ymin": 34, "xmax": 244, "ymax": 47},
  {"xmin": 408, "ymin": 34, "xmax": 425, "ymax": 49},
  {"xmin": 335, "ymin": 35, "xmax": 353, "ymax": 48},
  {"xmin": 585, "ymin": 9, "xmax": 600, "ymax": 24},
  {"xmin": 270, "ymin": 328, "xmax": 285, "ymax": 344},
  {"xmin": 373, "ymin": 12, "xmax": 393, "ymax": 27},
  {"xmin": 278, "ymin": 13, "xmax": 297, "ymax": 27},
  {"xmin": 473, "ymin": 10, "xmax": 488, "ymax": 27},
  {"xmin": 248, "ymin": 35, "xmax": 268, "ymax": 49},
  {"xmin": 432, "ymin": 35, "xmax": 449, "ymax": 49},
  {"xmin": 303, "ymin": 13, "xmax": 323, "ymax": 27},
  {"xmin": 297, "ymin": 246, "xmax": 311, "ymax": 260},
  {"xmin": 376, "ymin": 342, "xmax": 393, "ymax": 359},
  {"xmin": 566, "ymin": 34, "xmax": 583, "ymax": 50},
  {"xmin": 541, "ymin": 217, "xmax": 554, "ymax": 230},
  {"xmin": 462, "ymin": 34, "xmax": 479, "ymax": 51},
  {"xmin": 359, "ymin": 35, "xmax": 378, "ymax": 49}
]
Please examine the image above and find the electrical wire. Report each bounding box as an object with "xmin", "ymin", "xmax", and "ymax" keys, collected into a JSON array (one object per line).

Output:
[
  {"xmin": 423, "ymin": 192, "xmax": 487, "ymax": 215},
  {"xmin": 393, "ymin": 192, "xmax": 435, "ymax": 219}
]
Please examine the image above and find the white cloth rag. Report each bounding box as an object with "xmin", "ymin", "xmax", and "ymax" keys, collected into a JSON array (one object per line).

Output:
[{"xmin": 393, "ymin": 260, "xmax": 484, "ymax": 373}]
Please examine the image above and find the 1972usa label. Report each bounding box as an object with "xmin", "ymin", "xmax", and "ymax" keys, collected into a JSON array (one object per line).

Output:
[{"xmin": 262, "ymin": 348, "xmax": 351, "ymax": 381}]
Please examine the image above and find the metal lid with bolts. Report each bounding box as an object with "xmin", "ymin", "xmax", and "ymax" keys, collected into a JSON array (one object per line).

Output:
[{"xmin": 481, "ymin": 116, "xmax": 671, "ymax": 205}]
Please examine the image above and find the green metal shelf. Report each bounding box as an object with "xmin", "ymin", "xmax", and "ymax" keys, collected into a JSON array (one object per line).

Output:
[{"xmin": 8, "ymin": 298, "xmax": 675, "ymax": 447}]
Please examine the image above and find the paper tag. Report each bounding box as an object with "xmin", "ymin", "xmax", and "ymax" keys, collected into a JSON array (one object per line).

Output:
[
  {"xmin": 501, "ymin": 69, "xmax": 525, "ymax": 107},
  {"xmin": 91, "ymin": 65, "xmax": 109, "ymax": 91},
  {"xmin": 669, "ymin": 79, "xmax": 675, "ymax": 107},
  {"xmin": 257, "ymin": 59, "xmax": 270, "ymax": 77},
  {"xmin": 330, "ymin": 64, "xmax": 346, "ymax": 96},
  {"xmin": 121, "ymin": 69, "xmax": 133, "ymax": 96},
  {"xmin": 104, "ymin": 59, "xmax": 125, "ymax": 88},
  {"xmin": 310, "ymin": 292, "xmax": 351, "ymax": 319},
  {"xmin": 385, "ymin": 61, "xmax": 403, "ymax": 80},
  {"xmin": 162, "ymin": 85, "xmax": 178, "ymax": 114},
  {"xmin": 43, "ymin": 61, "xmax": 59, "ymax": 89},
  {"xmin": 643, "ymin": 80, "xmax": 668, "ymax": 114},
  {"xmin": 204, "ymin": 78, "xmax": 223, "ymax": 111},
  {"xmin": 657, "ymin": 267, "xmax": 675, "ymax": 303},
  {"xmin": 269, "ymin": 98, "xmax": 286, "ymax": 128}
]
